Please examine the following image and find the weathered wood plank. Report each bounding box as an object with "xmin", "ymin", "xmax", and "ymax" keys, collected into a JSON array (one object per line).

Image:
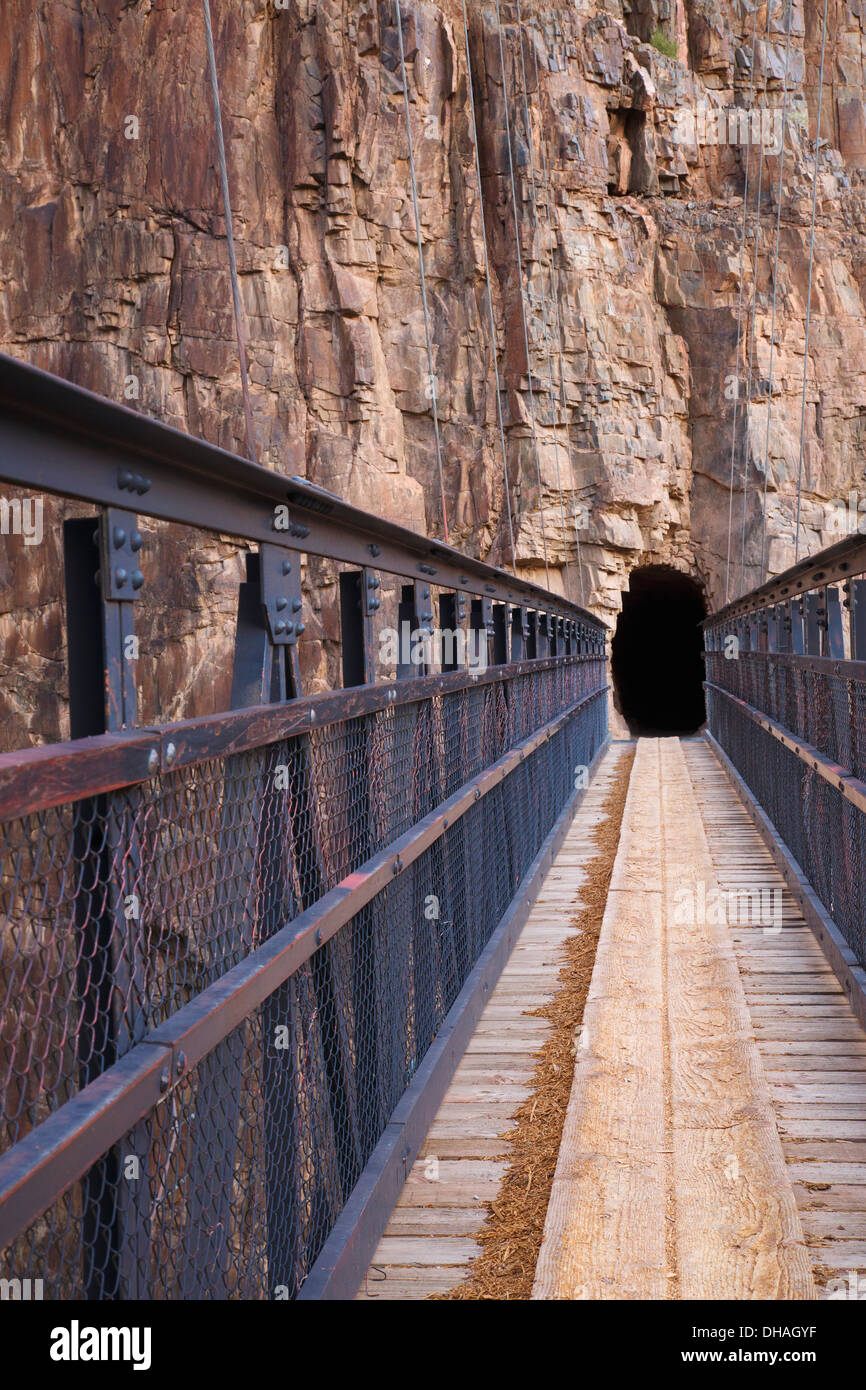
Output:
[
  {"xmin": 753, "ymin": 1022, "xmax": 866, "ymax": 1040},
  {"xmin": 534, "ymin": 740, "xmax": 668, "ymax": 1300},
  {"xmin": 660, "ymin": 739, "xmax": 813, "ymax": 1301},
  {"xmin": 371, "ymin": 1237, "xmax": 481, "ymax": 1266},
  {"xmin": 684, "ymin": 738, "xmax": 866, "ymax": 1291},
  {"xmin": 356, "ymin": 1269, "xmax": 467, "ymax": 1299},
  {"xmin": 796, "ymin": 1210, "xmax": 866, "ymax": 1238},
  {"xmin": 443, "ymin": 1086, "xmax": 532, "ymax": 1105},
  {"xmin": 782, "ymin": 1141, "xmax": 866, "ymax": 1161},
  {"xmin": 417, "ymin": 1137, "xmax": 511, "ymax": 1159},
  {"xmin": 794, "ymin": 1183, "xmax": 866, "ymax": 1211},
  {"xmin": 787, "ymin": 1163, "xmax": 866, "ymax": 1183},
  {"xmin": 384, "ymin": 1206, "xmax": 487, "ymax": 1235},
  {"xmin": 777, "ymin": 1120, "xmax": 866, "ymax": 1139},
  {"xmin": 769, "ymin": 1086, "xmax": 866, "ymax": 1105}
]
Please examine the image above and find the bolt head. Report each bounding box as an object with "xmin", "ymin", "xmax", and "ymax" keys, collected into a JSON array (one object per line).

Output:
[
  {"xmin": 131, "ymin": 569, "xmax": 144, "ymax": 590},
  {"xmin": 165, "ymin": 742, "xmax": 177, "ymax": 768},
  {"xmin": 113, "ymin": 526, "xmax": 126, "ymax": 549},
  {"xmin": 147, "ymin": 749, "xmax": 159, "ymax": 775}
]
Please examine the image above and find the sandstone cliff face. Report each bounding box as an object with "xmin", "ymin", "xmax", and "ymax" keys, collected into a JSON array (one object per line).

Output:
[{"xmin": 2, "ymin": 0, "xmax": 866, "ymax": 741}]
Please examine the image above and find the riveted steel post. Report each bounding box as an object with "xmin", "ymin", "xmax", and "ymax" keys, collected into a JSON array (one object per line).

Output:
[
  {"xmin": 63, "ymin": 511, "xmax": 150, "ymax": 1299},
  {"xmin": 825, "ymin": 585, "xmax": 845, "ymax": 659},
  {"xmin": 804, "ymin": 592, "xmax": 822, "ymax": 656},
  {"xmin": 339, "ymin": 569, "xmax": 386, "ymax": 1170},
  {"xmin": 850, "ymin": 579, "xmax": 866, "ymax": 661},
  {"xmin": 492, "ymin": 603, "xmax": 509, "ymax": 665}
]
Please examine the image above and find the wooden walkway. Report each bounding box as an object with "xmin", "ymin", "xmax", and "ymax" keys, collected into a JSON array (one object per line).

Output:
[
  {"xmin": 355, "ymin": 742, "xmax": 632, "ymax": 1300},
  {"xmin": 685, "ymin": 740, "xmax": 866, "ymax": 1297},
  {"xmin": 358, "ymin": 735, "xmax": 866, "ymax": 1301}
]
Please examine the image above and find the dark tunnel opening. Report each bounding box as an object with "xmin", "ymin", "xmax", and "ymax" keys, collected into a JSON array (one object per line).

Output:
[{"xmin": 611, "ymin": 567, "xmax": 707, "ymax": 737}]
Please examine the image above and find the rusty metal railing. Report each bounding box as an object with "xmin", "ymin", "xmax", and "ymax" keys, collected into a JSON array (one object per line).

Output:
[
  {"xmin": 0, "ymin": 354, "xmax": 609, "ymax": 1299},
  {"xmin": 704, "ymin": 532, "xmax": 866, "ymax": 1020}
]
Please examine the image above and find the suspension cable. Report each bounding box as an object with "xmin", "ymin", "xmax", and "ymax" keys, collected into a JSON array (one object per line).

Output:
[
  {"xmin": 494, "ymin": 0, "xmax": 550, "ymax": 588},
  {"xmin": 513, "ymin": 0, "xmax": 571, "ymax": 597},
  {"xmin": 724, "ymin": 2, "xmax": 762, "ymax": 603},
  {"xmin": 201, "ymin": 0, "xmax": 257, "ymax": 462},
  {"xmin": 394, "ymin": 0, "xmax": 450, "ymax": 544},
  {"xmin": 738, "ymin": 0, "xmax": 775, "ymax": 595},
  {"xmin": 460, "ymin": 0, "xmax": 517, "ymax": 575},
  {"xmin": 759, "ymin": 0, "xmax": 795, "ymax": 581},
  {"xmin": 527, "ymin": 0, "xmax": 586, "ymax": 606},
  {"xmin": 795, "ymin": 0, "xmax": 831, "ymax": 562}
]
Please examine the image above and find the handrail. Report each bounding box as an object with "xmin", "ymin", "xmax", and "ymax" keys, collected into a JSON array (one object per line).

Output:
[
  {"xmin": 704, "ymin": 680, "xmax": 866, "ymax": 815},
  {"xmin": 706, "ymin": 528, "xmax": 866, "ymax": 625},
  {"xmin": 0, "ymin": 351, "xmax": 603, "ymax": 629},
  {"xmin": 704, "ymin": 528, "xmax": 866, "ymax": 665},
  {"xmin": 0, "ymin": 653, "xmax": 593, "ymax": 819}
]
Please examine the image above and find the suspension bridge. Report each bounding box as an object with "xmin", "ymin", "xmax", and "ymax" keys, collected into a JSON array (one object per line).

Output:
[{"xmin": 1, "ymin": 0, "xmax": 864, "ymax": 1304}]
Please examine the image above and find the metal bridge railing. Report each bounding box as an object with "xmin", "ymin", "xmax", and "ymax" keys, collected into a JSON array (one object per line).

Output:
[
  {"xmin": 704, "ymin": 531, "xmax": 866, "ymax": 975},
  {"xmin": 0, "ymin": 355, "xmax": 608, "ymax": 1299}
]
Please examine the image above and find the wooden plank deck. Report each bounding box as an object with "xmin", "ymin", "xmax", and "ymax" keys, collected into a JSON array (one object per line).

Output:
[
  {"xmin": 533, "ymin": 738, "xmax": 814, "ymax": 1300},
  {"xmin": 684, "ymin": 737, "xmax": 866, "ymax": 1297},
  {"xmin": 355, "ymin": 741, "xmax": 632, "ymax": 1301},
  {"xmin": 357, "ymin": 734, "xmax": 866, "ymax": 1301}
]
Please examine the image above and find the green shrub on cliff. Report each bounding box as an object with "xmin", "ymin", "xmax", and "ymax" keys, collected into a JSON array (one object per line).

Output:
[{"xmin": 650, "ymin": 27, "xmax": 678, "ymax": 59}]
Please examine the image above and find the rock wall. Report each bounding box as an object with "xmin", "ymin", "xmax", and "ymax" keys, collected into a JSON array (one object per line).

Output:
[{"xmin": 2, "ymin": 0, "xmax": 866, "ymax": 741}]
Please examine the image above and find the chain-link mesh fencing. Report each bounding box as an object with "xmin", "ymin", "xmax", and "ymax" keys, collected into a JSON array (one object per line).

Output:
[
  {"xmin": 0, "ymin": 661, "xmax": 607, "ymax": 1298},
  {"xmin": 706, "ymin": 657, "xmax": 866, "ymax": 970}
]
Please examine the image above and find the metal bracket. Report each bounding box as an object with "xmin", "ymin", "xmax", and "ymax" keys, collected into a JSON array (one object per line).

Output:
[
  {"xmin": 510, "ymin": 605, "xmax": 530, "ymax": 661},
  {"xmin": 851, "ymin": 579, "xmax": 866, "ymax": 661},
  {"xmin": 260, "ymin": 544, "xmax": 303, "ymax": 647},
  {"xmin": 99, "ymin": 508, "xmax": 144, "ymax": 603},
  {"xmin": 825, "ymin": 585, "xmax": 845, "ymax": 659},
  {"xmin": 364, "ymin": 568, "xmax": 382, "ymax": 619},
  {"xmin": 415, "ymin": 581, "xmax": 434, "ymax": 637},
  {"xmin": 340, "ymin": 568, "xmax": 377, "ymax": 687}
]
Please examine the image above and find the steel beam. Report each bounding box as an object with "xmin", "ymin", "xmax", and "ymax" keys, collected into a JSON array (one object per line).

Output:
[{"xmin": 0, "ymin": 353, "xmax": 598, "ymax": 628}]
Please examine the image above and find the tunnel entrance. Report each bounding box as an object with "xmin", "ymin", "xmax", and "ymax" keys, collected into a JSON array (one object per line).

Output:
[{"xmin": 611, "ymin": 566, "xmax": 707, "ymax": 737}]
